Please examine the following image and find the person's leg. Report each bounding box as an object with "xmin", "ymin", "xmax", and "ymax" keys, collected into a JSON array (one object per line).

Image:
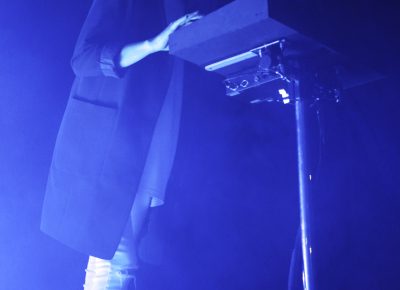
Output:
[
  {"xmin": 83, "ymin": 191, "xmax": 152, "ymax": 290},
  {"xmin": 83, "ymin": 225, "xmax": 137, "ymax": 290},
  {"xmin": 129, "ymin": 190, "xmax": 153, "ymax": 267},
  {"xmin": 83, "ymin": 256, "xmax": 136, "ymax": 290}
]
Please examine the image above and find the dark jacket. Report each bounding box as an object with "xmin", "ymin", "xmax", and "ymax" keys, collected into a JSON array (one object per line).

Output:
[{"xmin": 40, "ymin": 0, "xmax": 184, "ymax": 259}]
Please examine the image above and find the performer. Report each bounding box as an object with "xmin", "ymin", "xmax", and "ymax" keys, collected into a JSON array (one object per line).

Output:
[{"xmin": 40, "ymin": 0, "xmax": 200, "ymax": 289}]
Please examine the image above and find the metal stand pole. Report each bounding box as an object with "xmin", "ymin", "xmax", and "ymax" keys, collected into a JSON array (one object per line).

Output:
[{"xmin": 293, "ymin": 79, "xmax": 315, "ymax": 290}]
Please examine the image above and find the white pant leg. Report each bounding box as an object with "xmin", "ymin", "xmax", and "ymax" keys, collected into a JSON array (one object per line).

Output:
[{"xmin": 83, "ymin": 223, "xmax": 137, "ymax": 290}]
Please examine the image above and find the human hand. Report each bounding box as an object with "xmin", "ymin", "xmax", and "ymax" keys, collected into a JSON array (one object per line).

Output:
[{"xmin": 149, "ymin": 11, "xmax": 203, "ymax": 52}]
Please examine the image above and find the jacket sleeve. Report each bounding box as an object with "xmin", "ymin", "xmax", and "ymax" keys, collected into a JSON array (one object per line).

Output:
[{"xmin": 71, "ymin": 0, "xmax": 126, "ymax": 78}]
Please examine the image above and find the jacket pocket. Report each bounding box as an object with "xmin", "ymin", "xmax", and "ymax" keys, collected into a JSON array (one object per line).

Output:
[{"xmin": 53, "ymin": 97, "xmax": 117, "ymax": 177}]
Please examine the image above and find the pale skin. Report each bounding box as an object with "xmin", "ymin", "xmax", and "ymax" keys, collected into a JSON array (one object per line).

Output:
[
  {"xmin": 120, "ymin": 11, "xmax": 202, "ymax": 268},
  {"xmin": 119, "ymin": 11, "xmax": 201, "ymax": 68}
]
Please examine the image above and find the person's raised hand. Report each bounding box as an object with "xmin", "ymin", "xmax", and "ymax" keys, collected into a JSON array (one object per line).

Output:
[{"xmin": 150, "ymin": 11, "xmax": 202, "ymax": 52}]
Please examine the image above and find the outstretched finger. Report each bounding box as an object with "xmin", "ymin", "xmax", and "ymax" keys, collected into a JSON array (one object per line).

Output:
[
  {"xmin": 177, "ymin": 11, "xmax": 200, "ymax": 26},
  {"xmin": 173, "ymin": 14, "xmax": 189, "ymax": 27},
  {"xmin": 167, "ymin": 11, "xmax": 202, "ymax": 34},
  {"xmin": 181, "ymin": 18, "xmax": 202, "ymax": 27}
]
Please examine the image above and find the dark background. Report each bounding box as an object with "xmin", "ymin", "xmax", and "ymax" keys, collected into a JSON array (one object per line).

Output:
[{"xmin": 0, "ymin": 0, "xmax": 399, "ymax": 289}]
